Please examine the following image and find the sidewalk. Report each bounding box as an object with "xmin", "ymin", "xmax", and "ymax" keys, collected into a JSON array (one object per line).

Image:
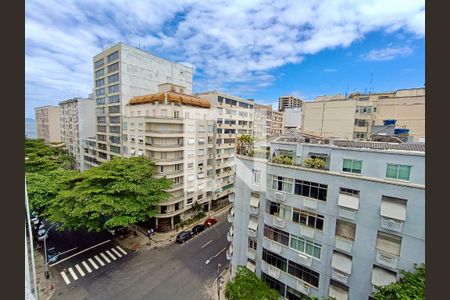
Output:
[
  {"xmin": 33, "ymin": 246, "xmax": 57, "ymax": 300},
  {"xmin": 205, "ymin": 264, "xmax": 232, "ymax": 300},
  {"xmin": 115, "ymin": 204, "xmax": 232, "ymax": 252}
]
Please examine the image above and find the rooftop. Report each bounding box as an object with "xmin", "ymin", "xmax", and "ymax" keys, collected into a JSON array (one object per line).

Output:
[
  {"xmin": 332, "ymin": 140, "xmax": 425, "ymax": 152},
  {"xmin": 129, "ymin": 91, "xmax": 210, "ymax": 108}
]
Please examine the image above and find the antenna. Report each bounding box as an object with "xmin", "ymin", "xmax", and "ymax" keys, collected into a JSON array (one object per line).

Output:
[{"xmin": 369, "ymin": 72, "xmax": 373, "ymax": 95}]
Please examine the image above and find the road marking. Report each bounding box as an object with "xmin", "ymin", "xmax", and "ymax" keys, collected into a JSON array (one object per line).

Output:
[
  {"xmin": 201, "ymin": 240, "xmax": 213, "ymax": 249},
  {"xmin": 116, "ymin": 246, "xmax": 127, "ymax": 255},
  {"xmin": 111, "ymin": 248, "xmax": 122, "ymax": 258},
  {"xmin": 205, "ymin": 247, "xmax": 227, "ymax": 264},
  {"xmin": 82, "ymin": 261, "xmax": 92, "ymax": 273},
  {"xmin": 100, "ymin": 252, "xmax": 111, "ymax": 263},
  {"xmin": 106, "ymin": 250, "xmax": 117, "ymax": 260},
  {"xmin": 68, "ymin": 267, "xmax": 78, "ymax": 280},
  {"xmin": 88, "ymin": 258, "xmax": 99, "ymax": 269},
  {"xmin": 75, "ymin": 264, "xmax": 85, "ymax": 277},
  {"xmin": 94, "ymin": 255, "xmax": 105, "ymax": 266},
  {"xmin": 60, "ymin": 271, "xmax": 71, "ymax": 285},
  {"xmin": 49, "ymin": 239, "xmax": 111, "ymax": 267}
]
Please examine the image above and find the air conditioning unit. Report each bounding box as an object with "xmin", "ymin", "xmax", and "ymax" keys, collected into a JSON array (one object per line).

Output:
[{"xmin": 275, "ymin": 191, "xmax": 286, "ymax": 201}]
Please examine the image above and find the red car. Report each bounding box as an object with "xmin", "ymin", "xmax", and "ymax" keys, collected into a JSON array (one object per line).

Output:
[{"xmin": 204, "ymin": 217, "xmax": 217, "ymax": 227}]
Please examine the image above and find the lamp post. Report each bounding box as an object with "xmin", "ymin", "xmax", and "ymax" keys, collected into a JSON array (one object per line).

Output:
[
  {"xmin": 43, "ymin": 224, "xmax": 58, "ymax": 280},
  {"xmin": 217, "ymin": 263, "xmax": 222, "ymax": 300}
]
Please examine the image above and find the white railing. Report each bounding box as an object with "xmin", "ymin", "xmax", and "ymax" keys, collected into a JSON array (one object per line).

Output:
[
  {"xmin": 335, "ymin": 236, "xmax": 353, "ymax": 253},
  {"xmin": 247, "ymin": 248, "xmax": 256, "ymax": 260},
  {"xmin": 300, "ymin": 225, "xmax": 315, "ymax": 238},
  {"xmin": 249, "ymin": 206, "xmax": 259, "ymax": 215},
  {"xmin": 338, "ymin": 207, "xmax": 356, "ymax": 220},
  {"xmin": 248, "ymin": 228, "xmax": 257, "ymax": 238},
  {"xmin": 226, "ymin": 249, "xmax": 232, "ymax": 260},
  {"xmin": 268, "ymin": 265, "xmax": 281, "ymax": 279},
  {"xmin": 376, "ymin": 250, "xmax": 399, "ymax": 269},
  {"xmin": 269, "ymin": 241, "xmax": 282, "ymax": 254},
  {"xmin": 296, "ymin": 281, "xmax": 311, "ymax": 296},
  {"xmin": 381, "ymin": 217, "xmax": 403, "ymax": 233},
  {"xmin": 297, "ymin": 253, "xmax": 313, "ymax": 267},
  {"xmin": 272, "ymin": 216, "xmax": 286, "ymax": 228},
  {"xmin": 332, "ymin": 269, "xmax": 349, "ymax": 284},
  {"xmin": 227, "ymin": 213, "xmax": 234, "ymax": 223},
  {"xmin": 303, "ymin": 197, "xmax": 317, "ymax": 209},
  {"xmin": 227, "ymin": 231, "xmax": 233, "ymax": 242}
]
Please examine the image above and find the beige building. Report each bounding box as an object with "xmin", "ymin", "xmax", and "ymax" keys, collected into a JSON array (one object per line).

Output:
[
  {"xmin": 35, "ymin": 105, "xmax": 61, "ymax": 143},
  {"xmin": 254, "ymin": 104, "xmax": 284, "ymax": 136},
  {"xmin": 303, "ymin": 88, "xmax": 425, "ymax": 141},
  {"xmin": 59, "ymin": 97, "xmax": 96, "ymax": 170},
  {"xmin": 278, "ymin": 95, "xmax": 303, "ymax": 111},
  {"xmin": 122, "ymin": 89, "xmax": 215, "ymax": 231}
]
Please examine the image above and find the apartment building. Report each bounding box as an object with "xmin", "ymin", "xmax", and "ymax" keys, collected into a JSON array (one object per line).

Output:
[
  {"xmin": 303, "ymin": 88, "xmax": 425, "ymax": 141},
  {"xmin": 35, "ymin": 105, "xmax": 61, "ymax": 143},
  {"xmin": 197, "ymin": 91, "xmax": 255, "ymax": 209},
  {"xmin": 278, "ymin": 96, "xmax": 304, "ymax": 112},
  {"xmin": 284, "ymin": 108, "xmax": 304, "ymax": 132},
  {"xmin": 122, "ymin": 88, "xmax": 215, "ymax": 231},
  {"xmin": 228, "ymin": 134, "xmax": 424, "ymax": 299},
  {"xmin": 59, "ymin": 97, "xmax": 95, "ymax": 170},
  {"xmin": 93, "ymin": 43, "xmax": 193, "ymax": 163},
  {"xmin": 254, "ymin": 104, "xmax": 284, "ymax": 136}
]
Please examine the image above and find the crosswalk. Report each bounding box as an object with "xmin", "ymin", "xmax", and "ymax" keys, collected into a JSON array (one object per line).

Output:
[{"xmin": 60, "ymin": 245, "xmax": 128, "ymax": 285}]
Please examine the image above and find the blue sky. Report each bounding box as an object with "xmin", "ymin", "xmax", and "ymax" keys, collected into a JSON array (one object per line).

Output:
[{"xmin": 25, "ymin": 0, "xmax": 425, "ymax": 118}]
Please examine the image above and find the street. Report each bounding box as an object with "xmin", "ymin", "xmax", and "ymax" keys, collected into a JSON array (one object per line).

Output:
[{"xmin": 51, "ymin": 214, "xmax": 230, "ymax": 300}]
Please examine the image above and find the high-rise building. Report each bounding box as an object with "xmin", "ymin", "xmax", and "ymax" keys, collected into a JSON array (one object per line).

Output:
[
  {"xmin": 92, "ymin": 43, "xmax": 193, "ymax": 163},
  {"xmin": 228, "ymin": 134, "xmax": 425, "ymax": 299},
  {"xmin": 278, "ymin": 96, "xmax": 303, "ymax": 112},
  {"xmin": 302, "ymin": 88, "xmax": 425, "ymax": 141},
  {"xmin": 59, "ymin": 97, "xmax": 95, "ymax": 170},
  {"xmin": 122, "ymin": 86, "xmax": 215, "ymax": 231},
  {"xmin": 254, "ymin": 104, "xmax": 284, "ymax": 137},
  {"xmin": 35, "ymin": 105, "xmax": 61, "ymax": 143}
]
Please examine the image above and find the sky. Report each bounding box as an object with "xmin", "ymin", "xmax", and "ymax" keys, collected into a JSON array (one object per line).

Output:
[{"xmin": 25, "ymin": 0, "xmax": 425, "ymax": 119}]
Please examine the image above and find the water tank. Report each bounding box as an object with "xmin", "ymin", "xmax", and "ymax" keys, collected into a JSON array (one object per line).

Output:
[
  {"xmin": 394, "ymin": 128, "xmax": 410, "ymax": 135},
  {"xmin": 383, "ymin": 119, "xmax": 397, "ymax": 126}
]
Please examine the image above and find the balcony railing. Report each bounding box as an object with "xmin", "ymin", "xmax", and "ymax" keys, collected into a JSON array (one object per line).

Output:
[
  {"xmin": 248, "ymin": 228, "xmax": 257, "ymax": 238},
  {"xmin": 145, "ymin": 143, "xmax": 183, "ymax": 148},
  {"xmin": 332, "ymin": 269, "xmax": 349, "ymax": 284},
  {"xmin": 268, "ymin": 241, "xmax": 282, "ymax": 254},
  {"xmin": 381, "ymin": 217, "xmax": 403, "ymax": 233},
  {"xmin": 297, "ymin": 253, "xmax": 313, "ymax": 267},
  {"xmin": 227, "ymin": 213, "xmax": 234, "ymax": 223},
  {"xmin": 303, "ymin": 197, "xmax": 317, "ymax": 209},
  {"xmin": 272, "ymin": 216, "xmax": 286, "ymax": 228},
  {"xmin": 249, "ymin": 206, "xmax": 259, "ymax": 215},
  {"xmin": 300, "ymin": 225, "xmax": 315, "ymax": 239},
  {"xmin": 296, "ymin": 281, "xmax": 311, "ymax": 296},
  {"xmin": 267, "ymin": 265, "xmax": 281, "ymax": 279},
  {"xmin": 227, "ymin": 231, "xmax": 233, "ymax": 242},
  {"xmin": 226, "ymin": 249, "xmax": 232, "ymax": 260},
  {"xmin": 376, "ymin": 250, "xmax": 398, "ymax": 269},
  {"xmin": 335, "ymin": 236, "xmax": 353, "ymax": 253},
  {"xmin": 339, "ymin": 207, "xmax": 356, "ymax": 220},
  {"xmin": 247, "ymin": 248, "xmax": 256, "ymax": 260},
  {"xmin": 145, "ymin": 129, "xmax": 183, "ymax": 134}
]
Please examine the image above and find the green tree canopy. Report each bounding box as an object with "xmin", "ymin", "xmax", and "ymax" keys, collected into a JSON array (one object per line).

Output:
[
  {"xmin": 225, "ymin": 266, "xmax": 279, "ymax": 300},
  {"xmin": 25, "ymin": 138, "xmax": 75, "ymax": 172},
  {"xmin": 45, "ymin": 156, "xmax": 172, "ymax": 231},
  {"xmin": 372, "ymin": 264, "xmax": 425, "ymax": 300}
]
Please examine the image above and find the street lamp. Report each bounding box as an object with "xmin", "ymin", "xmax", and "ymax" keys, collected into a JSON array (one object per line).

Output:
[
  {"xmin": 217, "ymin": 263, "xmax": 222, "ymax": 300},
  {"xmin": 43, "ymin": 224, "xmax": 58, "ymax": 279}
]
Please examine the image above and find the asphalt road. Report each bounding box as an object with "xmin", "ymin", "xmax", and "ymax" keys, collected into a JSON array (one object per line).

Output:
[{"xmin": 52, "ymin": 215, "xmax": 231, "ymax": 300}]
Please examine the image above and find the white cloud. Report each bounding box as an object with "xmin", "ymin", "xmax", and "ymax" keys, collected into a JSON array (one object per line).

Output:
[
  {"xmin": 25, "ymin": 0, "xmax": 425, "ymax": 117},
  {"xmin": 361, "ymin": 46, "xmax": 413, "ymax": 61}
]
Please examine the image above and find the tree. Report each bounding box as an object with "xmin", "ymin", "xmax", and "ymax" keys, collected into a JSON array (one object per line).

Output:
[
  {"xmin": 372, "ymin": 264, "xmax": 425, "ymax": 300},
  {"xmin": 25, "ymin": 138, "xmax": 75, "ymax": 172},
  {"xmin": 45, "ymin": 156, "xmax": 172, "ymax": 231},
  {"xmin": 272, "ymin": 155, "xmax": 293, "ymax": 165},
  {"xmin": 237, "ymin": 135, "xmax": 255, "ymax": 156},
  {"xmin": 303, "ymin": 158, "xmax": 326, "ymax": 169},
  {"xmin": 225, "ymin": 266, "xmax": 279, "ymax": 300}
]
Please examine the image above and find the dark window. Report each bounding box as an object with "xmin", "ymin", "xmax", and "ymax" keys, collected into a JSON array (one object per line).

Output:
[
  {"xmin": 264, "ymin": 225, "xmax": 289, "ymax": 246},
  {"xmin": 292, "ymin": 208, "xmax": 324, "ymax": 230},
  {"xmin": 286, "ymin": 286, "xmax": 309, "ymax": 300},
  {"xmin": 262, "ymin": 249, "xmax": 287, "ymax": 271},
  {"xmin": 108, "ymin": 73, "xmax": 119, "ymax": 83},
  {"xmin": 287, "ymin": 260, "xmax": 320, "ymax": 288},
  {"xmin": 107, "ymin": 51, "xmax": 119, "ymax": 63},
  {"xmin": 261, "ymin": 273, "xmax": 286, "ymax": 297},
  {"xmin": 108, "ymin": 62, "xmax": 119, "ymax": 73},
  {"xmin": 108, "ymin": 105, "xmax": 120, "ymax": 114},
  {"xmin": 294, "ymin": 180, "xmax": 327, "ymax": 201},
  {"xmin": 94, "ymin": 59, "xmax": 104, "ymax": 69},
  {"xmin": 108, "ymin": 95, "xmax": 120, "ymax": 104}
]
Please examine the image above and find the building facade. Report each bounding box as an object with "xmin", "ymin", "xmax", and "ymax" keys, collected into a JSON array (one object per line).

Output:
[
  {"xmin": 278, "ymin": 96, "xmax": 303, "ymax": 112},
  {"xmin": 59, "ymin": 97, "xmax": 96, "ymax": 170},
  {"xmin": 93, "ymin": 43, "xmax": 193, "ymax": 163},
  {"xmin": 283, "ymin": 108, "xmax": 304, "ymax": 132},
  {"xmin": 302, "ymin": 88, "xmax": 425, "ymax": 141},
  {"xmin": 254, "ymin": 104, "xmax": 284, "ymax": 136},
  {"xmin": 228, "ymin": 136, "xmax": 425, "ymax": 299},
  {"xmin": 35, "ymin": 105, "xmax": 62, "ymax": 143}
]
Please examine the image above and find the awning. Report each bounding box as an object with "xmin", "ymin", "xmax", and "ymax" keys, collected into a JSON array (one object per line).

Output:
[
  {"xmin": 250, "ymin": 196, "xmax": 260, "ymax": 208},
  {"xmin": 376, "ymin": 232, "xmax": 401, "ymax": 255},
  {"xmin": 329, "ymin": 284, "xmax": 349, "ymax": 300},
  {"xmin": 332, "ymin": 252, "xmax": 352, "ymax": 274},
  {"xmin": 380, "ymin": 198, "xmax": 407, "ymax": 221},
  {"xmin": 338, "ymin": 193, "xmax": 359, "ymax": 210},
  {"xmin": 248, "ymin": 217, "xmax": 258, "ymax": 231},
  {"xmin": 372, "ymin": 267, "xmax": 397, "ymax": 287},
  {"xmin": 308, "ymin": 152, "xmax": 328, "ymax": 158},
  {"xmin": 246, "ymin": 261, "xmax": 256, "ymax": 272}
]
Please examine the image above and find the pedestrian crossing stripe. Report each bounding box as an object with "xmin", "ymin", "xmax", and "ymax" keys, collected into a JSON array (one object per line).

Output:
[
  {"xmin": 61, "ymin": 271, "xmax": 71, "ymax": 285},
  {"xmin": 88, "ymin": 258, "xmax": 99, "ymax": 269},
  {"xmin": 106, "ymin": 250, "xmax": 117, "ymax": 260},
  {"xmin": 82, "ymin": 261, "xmax": 92, "ymax": 273},
  {"xmin": 111, "ymin": 248, "xmax": 122, "ymax": 258},
  {"xmin": 94, "ymin": 255, "xmax": 105, "ymax": 266},
  {"xmin": 68, "ymin": 267, "xmax": 78, "ymax": 280},
  {"xmin": 75, "ymin": 264, "xmax": 85, "ymax": 277},
  {"xmin": 116, "ymin": 246, "xmax": 127, "ymax": 255},
  {"xmin": 100, "ymin": 252, "xmax": 111, "ymax": 263}
]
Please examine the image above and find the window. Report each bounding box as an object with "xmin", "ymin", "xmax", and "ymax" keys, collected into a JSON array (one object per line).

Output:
[
  {"xmin": 97, "ymin": 134, "xmax": 106, "ymax": 141},
  {"xmin": 108, "ymin": 73, "xmax": 119, "ymax": 83},
  {"xmin": 96, "ymin": 107, "xmax": 105, "ymax": 115},
  {"xmin": 292, "ymin": 208, "xmax": 324, "ymax": 230},
  {"xmin": 264, "ymin": 225, "xmax": 289, "ymax": 246},
  {"xmin": 97, "ymin": 125, "xmax": 106, "ymax": 132},
  {"xmin": 376, "ymin": 232, "xmax": 402, "ymax": 256},
  {"xmin": 248, "ymin": 239, "xmax": 257, "ymax": 250},
  {"xmin": 174, "ymin": 111, "xmax": 180, "ymax": 118},
  {"xmin": 380, "ymin": 196, "xmax": 407, "ymax": 221},
  {"xmin": 339, "ymin": 187, "xmax": 360, "ymax": 197},
  {"xmin": 108, "ymin": 95, "xmax": 120, "ymax": 104},
  {"xmin": 290, "ymin": 235, "xmax": 321, "ymax": 259},
  {"xmin": 95, "ymin": 69, "xmax": 104, "ymax": 78},
  {"xmin": 187, "ymin": 197, "xmax": 193, "ymax": 204},
  {"xmin": 268, "ymin": 175, "xmax": 293, "ymax": 192},
  {"xmin": 354, "ymin": 119, "xmax": 368, "ymax": 127},
  {"xmin": 108, "ymin": 105, "xmax": 120, "ymax": 114},
  {"xmin": 96, "ymin": 97, "xmax": 105, "ymax": 105},
  {"xmin": 188, "ymin": 163, "xmax": 194, "ymax": 169},
  {"xmin": 110, "ymin": 136, "xmax": 120, "ymax": 144},
  {"xmin": 108, "ymin": 84, "xmax": 120, "ymax": 93},
  {"xmin": 109, "ymin": 126, "xmax": 120, "ymax": 134},
  {"xmin": 98, "ymin": 143, "xmax": 107, "ymax": 151},
  {"xmin": 268, "ymin": 201, "xmax": 291, "ymax": 219},
  {"xmin": 252, "ymin": 169, "xmax": 261, "ymax": 183},
  {"xmin": 287, "ymin": 260, "xmax": 320, "ymax": 288},
  {"xmin": 110, "ymin": 145, "xmax": 121, "ymax": 154},
  {"xmin": 198, "ymin": 138, "xmax": 205, "ymax": 145},
  {"xmin": 108, "ymin": 62, "xmax": 119, "ymax": 73},
  {"xmin": 261, "ymin": 273, "xmax": 286, "ymax": 297},
  {"xmin": 386, "ymin": 164, "xmax": 411, "ymax": 181},
  {"xmin": 96, "ymin": 88, "xmax": 105, "ymax": 96},
  {"xmin": 353, "ymin": 132, "xmax": 367, "ymax": 139},
  {"xmin": 262, "ymin": 249, "xmax": 287, "ymax": 271},
  {"xmin": 335, "ymin": 219, "xmax": 356, "ymax": 241},
  {"xmin": 109, "ymin": 116, "xmax": 120, "ymax": 124},
  {"xmin": 294, "ymin": 180, "xmax": 327, "ymax": 201},
  {"xmin": 286, "ymin": 286, "xmax": 309, "ymax": 300},
  {"xmin": 107, "ymin": 51, "xmax": 119, "ymax": 63},
  {"xmin": 94, "ymin": 58, "xmax": 104, "ymax": 69},
  {"xmin": 342, "ymin": 159, "xmax": 362, "ymax": 174}
]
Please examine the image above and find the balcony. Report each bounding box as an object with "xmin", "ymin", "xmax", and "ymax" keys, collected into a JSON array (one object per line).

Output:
[
  {"xmin": 248, "ymin": 228, "xmax": 257, "ymax": 238},
  {"xmin": 274, "ymin": 191, "xmax": 286, "ymax": 202},
  {"xmin": 376, "ymin": 250, "xmax": 398, "ymax": 269},
  {"xmin": 226, "ymin": 249, "xmax": 232, "ymax": 260},
  {"xmin": 227, "ymin": 227, "xmax": 234, "ymax": 242},
  {"xmin": 267, "ymin": 265, "xmax": 281, "ymax": 279},
  {"xmin": 381, "ymin": 217, "xmax": 403, "ymax": 233},
  {"xmin": 303, "ymin": 197, "xmax": 317, "ymax": 209},
  {"xmin": 272, "ymin": 216, "xmax": 285, "ymax": 228},
  {"xmin": 268, "ymin": 241, "xmax": 282, "ymax": 254},
  {"xmin": 300, "ymin": 225, "xmax": 315, "ymax": 239},
  {"xmin": 144, "ymin": 129, "xmax": 184, "ymax": 137},
  {"xmin": 297, "ymin": 253, "xmax": 313, "ymax": 267},
  {"xmin": 227, "ymin": 213, "xmax": 234, "ymax": 223},
  {"xmin": 296, "ymin": 281, "xmax": 311, "ymax": 296},
  {"xmin": 338, "ymin": 208, "xmax": 356, "ymax": 220},
  {"xmin": 332, "ymin": 269, "xmax": 349, "ymax": 284},
  {"xmin": 249, "ymin": 206, "xmax": 259, "ymax": 215},
  {"xmin": 247, "ymin": 248, "xmax": 256, "ymax": 260},
  {"xmin": 228, "ymin": 194, "xmax": 235, "ymax": 203},
  {"xmin": 335, "ymin": 236, "xmax": 353, "ymax": 253}
]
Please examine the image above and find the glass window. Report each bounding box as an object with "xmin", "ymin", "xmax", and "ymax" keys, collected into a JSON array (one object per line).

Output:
[
  {"xmin": 94, "ymin": 58, "xmax": 104, "ymax": 69},
  {"xmin": 290, "ymin": 235, "xmax": 321, "ymax": 260},
  {"xmin": 108, "ymin": 95, "xmax": 120, "ymax": 104},
  {"xmin": 108, "ymin": 62, "xmax": 119, "ymax": 73},
  {"xmin": 292, "ymin": 208, "xmax": 324, "ymax": 230},
  {"xmin": 386, "ymin": 164, "xmax": 411, "ymax": 181},
  {"xmin": 108, "ymin": 73, "xmax": 119, "ymax": 84},
  {"xmin": 95, "ymin": 68, "xmax": 104, "ymax": 78},
  {"xmin": 262, "ymin": 249, "xmax": 287, "ymax": 271},
  {"xmin": 268, "ymin": 174, "xmax": 293, "ymax": 192},
  {"xmin": 287, "ymin": 260, "xmax": 320, "ymax": 288},
  {"xmin": 294, "ymin": 180, "xmax": 327, "ymax": 201},
  {"xmin": 264, "ymin": 225, "xmax": 289, "ymax": 246},
  {"xmin": 107, "ymin": 51, "xmax": 119, "ymax": 63},
  {"xmin": 108, "ymin": 84, "xmax": 120, "ymax": 93},
  {"xmin": 261, "ymin": 273, "xmax": 286, "ymax": 297},
  {"xmin": 96, "ymin": 88, "xmax": 105, "ymax": 96},
  {"xmin": 96, "ymin": 97, "xmax": 105, "ymax": 105},
  {"xmin": 342, "ymin": 159, "xmax": 362, "ymax": 174}
]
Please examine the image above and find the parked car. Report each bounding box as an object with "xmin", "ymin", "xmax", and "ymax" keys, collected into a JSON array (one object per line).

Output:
[
  {"xmin": 37, "ymin": 229, "xmax": 47, "ymax": 241},
  {"xmin": 191, "ymin": 224, "xmax": 205, "ymax": 235},
  {"xmin": 176, "ymin": 231, "xmax": 193, "ymax": 243},
  {"xmin": 47, "ymin": 247, "xmax": 60, "ymax": 263},
  {"xmin": 204, "ymin": 217, "xmax": 217, "ymax": 227}
]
